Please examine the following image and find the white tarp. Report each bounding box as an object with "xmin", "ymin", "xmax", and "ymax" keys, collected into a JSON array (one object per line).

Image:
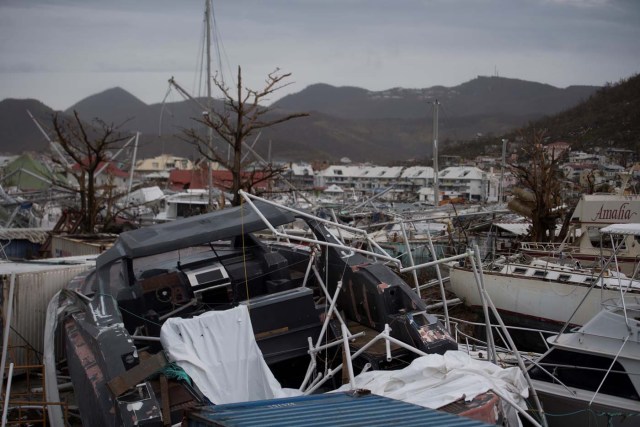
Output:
[
  {"xmin": 494, "ymin": 223, "xmax": 530, "ymax": 236},
  {"xmin": 160, "ymin": 305, "xmax": 301, "ymax": 404},
  {"xmin": 334, "ymin": 351, "xmax": 529, "ymax": 426},
  {"xmin": 161, "ymin": 306, "xmax": 529, "ymax": 425}
]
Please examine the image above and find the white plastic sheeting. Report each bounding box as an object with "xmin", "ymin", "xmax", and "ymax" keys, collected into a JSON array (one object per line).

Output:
[
  {"xmin": 161, "ymin": 306, "xmax": 529, "ymax": 425},
  {"xmin": 335, "ymin": 351, "xmax": 529, "ymax": 425},
  {"xmin": 160, "ymin": 305, "xmax": 301, "ymax": 404}
]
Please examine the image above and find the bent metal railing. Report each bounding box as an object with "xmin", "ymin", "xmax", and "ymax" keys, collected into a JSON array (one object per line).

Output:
[{"xmin": 239, "ymin": 191, "xmax": 548, "ymax": 427}]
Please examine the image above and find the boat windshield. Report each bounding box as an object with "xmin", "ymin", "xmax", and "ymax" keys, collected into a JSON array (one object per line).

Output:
[
  {"xmin": 588, "ymin": 226, "xmax": 626, "ymax": 249},
  {"xmin": 531, "ymin": 348, "xmax": 639, "ymax": 401}
]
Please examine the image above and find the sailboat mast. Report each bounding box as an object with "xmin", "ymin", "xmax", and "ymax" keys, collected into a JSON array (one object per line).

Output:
[
  {"xmin": 432, "ymin": 100, "xmax": 440, "ymax": 206},
  {"xmin": 205, "ymin": 0, "xmax": 214, "ymax": 210}
]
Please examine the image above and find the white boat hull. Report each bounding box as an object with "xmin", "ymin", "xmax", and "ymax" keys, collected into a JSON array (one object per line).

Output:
[{"xmin": 449, "ymin": 266, "xmax": 631, "ymax": 326}]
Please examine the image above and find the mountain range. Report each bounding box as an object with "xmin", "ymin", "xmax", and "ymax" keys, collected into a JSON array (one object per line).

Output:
[{"xmin": 0, "ymin": 76, "xmax": 600, "ymax": 163}]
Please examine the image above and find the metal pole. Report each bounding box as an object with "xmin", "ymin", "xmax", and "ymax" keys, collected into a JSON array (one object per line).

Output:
[
  {"xmin": 205, "ymin": 0, "xmax": 214, "ymax": 211},
  {"xmin": 468, "ymin": 249, "xmax": 497, "ymax": 364},
  {"xmin": 0, "ymin": 274, "xmax": 16, "ymax": 390},
  {"xmin": 499, "ymin": 139, "xmax": 507, "ymax": 202},
  {"xmin": 1, "ymin": 363, "xmax": 14, "ymax": 427},
  {"xmin": 399, "ymin": 221, "xmax": 420, "ymax": 294},
  {"xmin": 341, "ymin": 323, "xmax": 356, "ymax": 389},
  {"xmin": 426, "ymin": 227, "xmax": 450, "ymax": 331},
  {"xmin": 471, "ymin": 244, "xmax": 548, "ymax": 427},
  {"xmin": 27, "ymin": 110, "xmax": 72, "ymax": 168},
  {"xmin": 432, "ymin": 100, "xmax": 440, "ymax": 206},
  {"xmin": 124, "ymin": 132, "xmax": 139, "ymax": 206}
]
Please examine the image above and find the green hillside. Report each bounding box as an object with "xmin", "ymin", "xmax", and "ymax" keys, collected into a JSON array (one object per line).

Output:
[
  {"xmin": 521, "ymin": 74, "xmax": 640, "ymax": 151},
  {"xmin": 442, "ymin": 74, "xmax": 640, "ymax": 158}
]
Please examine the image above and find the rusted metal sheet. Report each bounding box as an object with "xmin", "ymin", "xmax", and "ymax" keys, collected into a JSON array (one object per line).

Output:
[{"xmin": 0, "ymin": 260, "xmax": 95, "ymax": 367}]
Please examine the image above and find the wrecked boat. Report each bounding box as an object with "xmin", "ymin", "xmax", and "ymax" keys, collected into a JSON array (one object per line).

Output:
[{"xmin": 45, "ymin": 197, "xmax": 458, "ymax": 426}]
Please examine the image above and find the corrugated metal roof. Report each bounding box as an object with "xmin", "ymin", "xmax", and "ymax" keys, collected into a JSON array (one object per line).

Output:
[
  {"xmin": 1, "ymin": 261, "xmax": 96, "ymax": 366},
  {"xmin": 0, "ymin": 228, "xmax": 49, "ymax": 244},
  {"xmin": 0, "ymin": 256, "xmax": 96, "ymax": 274},
  {"xmin": 186, "ymin": 392, "xmax": 493, "ymax": 427}
]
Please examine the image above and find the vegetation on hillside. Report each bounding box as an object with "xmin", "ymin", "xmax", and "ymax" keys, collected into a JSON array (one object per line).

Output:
[
  {"xmin": 518, "ymin": 74, "xmax": 640, "ymax": 152},
  {"xmin": 442, "ymin": 74, "xmax": 640, "ymax": 159}
]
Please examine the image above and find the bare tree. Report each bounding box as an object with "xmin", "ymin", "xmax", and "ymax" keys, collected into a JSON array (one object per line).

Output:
[
  {"xmin": 51, "ymin": 111, "xmax": 133, "ymax": 233},
  {"xmin": 508, "ymin": 130, "xmax": 568, "ymax": 242},
  {"xmin": 180, "ymin": 67, "xmax": 309, "ymax": 206}
]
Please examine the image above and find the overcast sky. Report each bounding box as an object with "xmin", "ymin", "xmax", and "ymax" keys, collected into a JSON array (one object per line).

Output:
[{"xmin": 1, "ymin": 0, "xmax": 639, "ymax": 111}]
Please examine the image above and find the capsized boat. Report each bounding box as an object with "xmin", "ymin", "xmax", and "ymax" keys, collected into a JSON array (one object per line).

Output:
[{"xmin": 45, "ymin": 197, "xmax": 457, "ymax": 426}]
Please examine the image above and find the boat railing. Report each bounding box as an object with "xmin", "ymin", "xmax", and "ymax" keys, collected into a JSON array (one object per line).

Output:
[
  {"xmin": 517, "ymin": 244, "xmax": 587, "ymax": 269},
  {"xmin": 443, "ymin": 315, "xmax": 590, "ymax": 402},
  {"xmin": 239, "ymin": 190, "xmax": 401, "ymax": 268},
  {"xmin": 299, "ymin": 307, "xmax": 545, "ymax": 427},
  {"xmin": 519, "ymin": 241, "xmax": 570, "ymax": 253},
  {"xmin": 241, "ymin": 191, "xmax": 549, "ymax": 426},
  {"xmin": 601, "ymin": 295, "xmax": 640, "ymax": 312},
  {"xmin": 445, "ymin": 315, "xmax": 555, "ymax": 355},
  {"xmin": 447, "ymin": 287, "xmax": 640, "ymax": 416}
]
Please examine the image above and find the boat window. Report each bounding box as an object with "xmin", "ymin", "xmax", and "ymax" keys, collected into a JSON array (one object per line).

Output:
[
  {"xmin": 132, "ymin": 246, "xmax": 213, "ymax": 281},
  {"xmin": 530, "ymin": 349, "xmax": 639, "ymax": 401},
  {"xmin": 583, "ymin": 277, "xmax": 597, "ymax": 284},
  {"xmin": 513, "ymin": 267, "xmax": 527, "ymax": 274},
  {"xmin": 588, "ymin": 226, "xmax": 627, "ymax": 250},
  {"xmin": 176, "ymin": 202, "xmax": 208, "ymax": 218},
  {"xmin": 533, "ymin": 270, "xmax": 547, "ymax": 278},
  {"xmin": 558, "ymin": 274, "xmax": 571, "ymax": 282}
]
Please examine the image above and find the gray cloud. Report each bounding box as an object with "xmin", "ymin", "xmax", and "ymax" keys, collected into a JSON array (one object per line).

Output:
[{"xmin": 1, "ymin": 0, "xmax": 638, "ymax": 110}]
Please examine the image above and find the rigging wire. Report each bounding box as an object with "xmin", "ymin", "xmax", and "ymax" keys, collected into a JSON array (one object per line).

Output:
[
  {"xmin": 210, "ymin": 3, "xmax": 234, "ymax": 91},
  {"xmin": 194, "ymin": 9, "xmax": 207, "ymax": 101}
]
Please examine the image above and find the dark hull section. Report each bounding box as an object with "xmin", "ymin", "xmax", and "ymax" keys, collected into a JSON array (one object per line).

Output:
[
  {"xmin": 55, "ymin": 201, "xmax": 460, "ymax": 426},
  {"xmin": 467, "ymin": 305, "xmax": 566, "ymax": 353},
  {"xmin": 531, "ymin": 389, "xmax": 640, "ymax": 427},
  {"xmin": 245, "ymin": 287, "xmax": 324, "ymax": 365},
  {"xmin": 63, "ymin": 316, "xmax": 116, "ymax": 427},
  {"xmin": 63, "ymin": 312, "xmax": 163, "ymax": 427},
  {"xmin": 305, "ymin": 218, "xmax": 458, "ymax": 357}
]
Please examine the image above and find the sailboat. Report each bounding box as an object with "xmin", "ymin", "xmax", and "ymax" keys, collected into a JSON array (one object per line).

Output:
[{"xmin": 519, "ymin": 193, "xmax": 640, "ymax": 276}]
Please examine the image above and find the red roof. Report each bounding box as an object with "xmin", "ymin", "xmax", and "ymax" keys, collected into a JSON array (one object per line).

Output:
[
  {"xmin": 72, "ymin": 161, "xmax": 129, "ymax": 178},
  {"xmin": 168, "ymin": 169, "xmax": 270, "ymax": 191}
]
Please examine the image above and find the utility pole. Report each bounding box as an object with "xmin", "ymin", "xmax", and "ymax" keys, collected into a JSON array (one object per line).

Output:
[
  {"xmin": 499, "ymin": 139, "xmax": 507, "ymax": 202},
  {"xmin": 432, "ymin": 100, "xmax": 440, "ymax": 206}
]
